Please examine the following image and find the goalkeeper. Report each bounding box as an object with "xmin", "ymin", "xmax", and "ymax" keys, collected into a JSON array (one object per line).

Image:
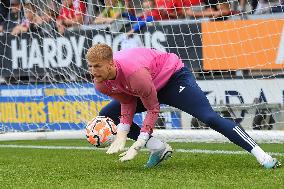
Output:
[{"xmin": 86, "ymin": 44, "xmax": 281, "ymax": 169}]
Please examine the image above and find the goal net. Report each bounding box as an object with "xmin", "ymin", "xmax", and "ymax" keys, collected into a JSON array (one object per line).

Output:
[{"xmin": 0, "ymin": 0, "xmax": 284, "ymax": 143}]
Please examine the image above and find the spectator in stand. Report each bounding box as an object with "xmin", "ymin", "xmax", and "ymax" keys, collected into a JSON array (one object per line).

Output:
[
  {"xmin": 182, "ymin": 0, "xmax": 203, "ymax": 7},
  {"xmin": 122, "ymin": 0, "xmax": 162, "ymax": 37},
  {"xmin": 39, "ymin": 1, "xmax": 59, "ymax": 36},
  {"xmin": 92, "ymin": 0, "xmax": 106, "ymax": 17},
  {"xmin": 56, "ymin": 0, "xmax": 86, "ymax": 34},
  {"xmin": 155, "ymin": 0, "xmax": 184, "ymax": 19},
  {"xmin": 186, "ymin": 0, "xmax": 231, "ymax": 21},
  {"xmin": 176, "ymin": 0, "xmax": 204, "ymax": 18},
  {"xmin": 93, "ymin": 0, "xmax": 124, "ymax": 25},
  {"xmin": 0, "ymin": 0, "xmax": 10, "ymax": 32},
  {"xmin": 11, "ymin": 2, "xmax": 42, "ymax": 36},
  {"xmin": 120, "ymin": 0, "xmax": 186, "ymax": 49},
  {"xmin": 122, "ymin": 0, "xmax": 188, "ymax": 38},
  {"xmin": 0, "ymin": 0, "xmax": 24, "ymax": 33}
]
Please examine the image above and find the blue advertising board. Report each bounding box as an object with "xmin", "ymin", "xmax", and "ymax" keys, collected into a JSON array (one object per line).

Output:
[{"xmin": 0, "ymin": 83, "xmax": 180, "ymax": 131}]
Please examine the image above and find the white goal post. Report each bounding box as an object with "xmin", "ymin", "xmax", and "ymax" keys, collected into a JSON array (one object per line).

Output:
[
  {"xmin": 1, "ymin": 130, "xmax": 284, "ymax": 143},
  {"xmin": 0, "ymin": 0, "xmax": 284, "ymax": 143}
]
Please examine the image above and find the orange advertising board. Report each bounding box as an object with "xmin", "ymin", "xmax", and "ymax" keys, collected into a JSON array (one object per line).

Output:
[{"xmin": 202, "ymin": 20, "xmax": 284, "ymax": 70}]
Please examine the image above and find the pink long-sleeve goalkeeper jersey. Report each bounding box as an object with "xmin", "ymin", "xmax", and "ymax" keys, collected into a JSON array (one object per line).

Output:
[{"xmin": 94, "ymin": 48, "xmax": 183, "ymax": 134}]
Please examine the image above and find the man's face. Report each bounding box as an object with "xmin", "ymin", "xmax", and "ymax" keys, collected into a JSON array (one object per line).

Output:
[
  {"xmin": 105, "ymin": 0, "xmax": 117, "ymax": 7},
  {"xmin": 11, "ymin": 3, "xmax": 21, "ymax": 13},
  {"xmin": 143, "ymin": 0, "xmax": 153, "ymax": 9},
  {"xmin": 24, "ymin": 7, "xmax": 34, "ymax": 21},
  {"xmin": 88, "ymin": 59, "xmax": 113, "ymax": 83},
  {"xmin": 67, "ymin": 0, "xmax": 73, "ymax": 6}
]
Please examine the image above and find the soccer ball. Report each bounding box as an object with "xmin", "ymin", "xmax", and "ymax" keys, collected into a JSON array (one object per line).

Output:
[{"xmin": 85, "ymin": 116, "xmax": 117, "ymax": 147}]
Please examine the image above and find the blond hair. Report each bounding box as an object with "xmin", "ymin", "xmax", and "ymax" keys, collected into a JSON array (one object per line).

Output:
[{"xmin": 86, "ymin": 44, "xmax": 113, "ymax": 62}]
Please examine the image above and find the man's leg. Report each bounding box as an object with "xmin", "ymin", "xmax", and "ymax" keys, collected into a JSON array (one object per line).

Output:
[
  {"xmin": 158, "ymin": 67, "xmax": 280, "ymax": 168},
  {"xmin": 99, "ymin": 100, "xmax": 171, "ymax": 165},
  {"xmin": 99, "ymin": 100, "xmax": 141, "ymax": 140}
]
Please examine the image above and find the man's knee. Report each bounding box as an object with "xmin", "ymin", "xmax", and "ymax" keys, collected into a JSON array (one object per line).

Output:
[
  {"xmin": 98, "ymin": 102, "xmax": 121, "ymax": 124},
  {"xmin": 99, "ymin": 106, "xmax": 110, "ymax": 116}
]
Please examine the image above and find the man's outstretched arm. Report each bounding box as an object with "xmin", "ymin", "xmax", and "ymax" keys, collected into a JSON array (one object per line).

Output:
[
  {"xmin": 119, "ymin": 68, "xmax": 160, "ymax": 161},
  {"xmin": 95, "ymin": 82, "xmax": 138, "ymax": 154}
]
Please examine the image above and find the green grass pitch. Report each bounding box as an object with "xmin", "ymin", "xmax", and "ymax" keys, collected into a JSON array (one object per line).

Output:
[{"xmin": 0, "ymin": 139, "xmax": 283, "ymax": 189}]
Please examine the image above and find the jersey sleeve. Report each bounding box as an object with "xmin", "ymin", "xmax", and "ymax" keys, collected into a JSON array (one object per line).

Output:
[
  {"xmin": 75, "ymin": 2, "xmax": 86, "ymax": 16},
  {"xmin": 128, "ymin": 68, "xmax": 160, "ymax": 134},
  {"xmin": 57, "ymin": 7, "xmax": 65, "ymax": 20}
]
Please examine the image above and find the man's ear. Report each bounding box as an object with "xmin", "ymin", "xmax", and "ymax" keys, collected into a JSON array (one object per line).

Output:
[
  {"xmin": 107, "ymin": 60, "xmax": 114, "ymax": 70},
  {"xmin": 108, "ymin": 60, "xmax": 115, "ymax": 69}
]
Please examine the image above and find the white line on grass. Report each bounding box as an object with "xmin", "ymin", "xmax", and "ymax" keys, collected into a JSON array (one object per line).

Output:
[{"xmin": 0, "ymin": 144, "xmax": 284, "ymax": 156}]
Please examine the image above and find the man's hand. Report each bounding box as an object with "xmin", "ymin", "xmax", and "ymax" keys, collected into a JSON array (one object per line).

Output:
[
  {"xmin": 119, "ymin": 132, "xmax": 149, "ymax": 162},
  {"xmin": 106, "ymin": 123, "xmax": 130, "ymax": 154}
]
